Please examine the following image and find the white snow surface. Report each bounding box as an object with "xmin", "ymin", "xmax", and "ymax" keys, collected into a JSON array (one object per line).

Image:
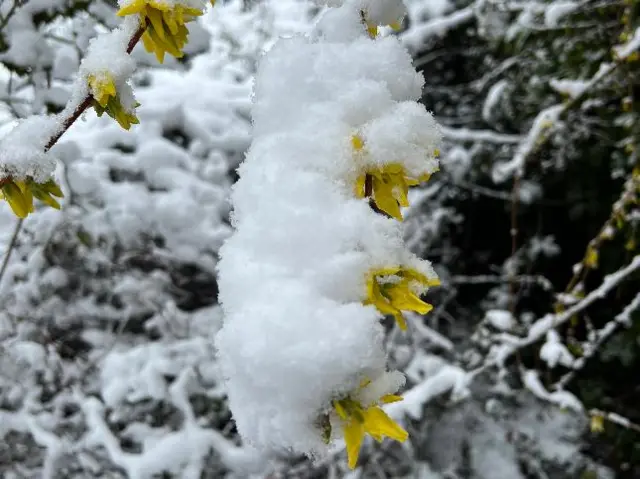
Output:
[{"xmin": 216, "ymin": 0, "xmax": 440, "ymax": 457}]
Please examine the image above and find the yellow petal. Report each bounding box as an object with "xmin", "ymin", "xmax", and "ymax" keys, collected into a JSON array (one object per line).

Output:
[
  {"xmin": 147, "ymin": 7, "xmax": 167, "ymax": 40},
  {"xmin": 380, "ymin": 394, "xmax": 403, "ymax": 404},
  {"xmin": 344, "ymin": 420, "xmax": 365, "ymax": 469},
  {"xmin": 363, "ymin": 407, "xmax": 408, "ymax": 443},
  {"xmin": 42, "ymin": 180, "xmax": 64, "ymax": 198},
  {"xmin": 2, "ymin": 182, "xmax": 30, "ymax": 218},
  {"xmin": 33, "ymin": 189, "xmax": 61, "ymax": 209},
  {"xmin": 367, "ymin": 279, "xmax": 402, "ymax": 318},
  {"xmin": 183, "ymin": 6, "xmax": 205, "ymax": 17},
  {"xmin": 163, "ymin": 10, "xmax": 179, "ymax": 35},
  {"xmin": 16, "ymin": 180, "xmax": 34, "ymax": 212},
  {"xmin": 148, "ymin": 0, "xmax": 171, "ymax": 11},
  {"xmin": 372, "ymin": 175, "xmax": 402, "ymax": 220},
  {"xmin": 387, "ymin": 284, "xmax": 434, "ymax": 316},
  {"xmin": 333, "ymin": 400, "xmax": 348, "ymax": 420},
  {"xmin": 351, "ymin": 135, "xmax": 364, "ymax": 151},
  {"xmin": 354, "ymin": 174, "xmax": 366, "ymax": 198},
  {"xmin": 116, "ymin": 0, "xmax": 146, "ymax": 16}
]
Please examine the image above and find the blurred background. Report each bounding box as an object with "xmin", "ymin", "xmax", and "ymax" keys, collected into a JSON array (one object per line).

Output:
[{"xmin": 0, "ymin": 0, "xmax": 638, "ymax": 477}]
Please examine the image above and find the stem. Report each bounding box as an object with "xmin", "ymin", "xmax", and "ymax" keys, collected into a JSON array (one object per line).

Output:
[
  {"xmin": 0, "ymin": 23, "xmax": 147, "ymax": 286},
  {"xmin": 0, "ymin": 218, "xmax": 23, "ymax": 286},
  {"xmin": 44, "ymin": 23, "xmax": 146, "ymax": 152}
]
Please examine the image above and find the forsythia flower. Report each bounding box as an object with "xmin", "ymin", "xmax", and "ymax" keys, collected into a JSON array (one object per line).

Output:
[
  {"xmin": 117, "ymin": 0, "xmax": 214, "ymax": 63},
  {"xmin": 365, "ymin": 266, "xmax": 439, "ymax": 330},
  {"xmin": 328, "ymin": 379, "xmax": 407, "ymax": 469},
  {"xmin": 0, "ymin": 177, "xmax": 63, "ymax": 218},
  {"xmin": 88, "ymin": 73, "xmax": 140, "ymax": 130},
  {"xmin": 352, "ymin": 136, "xmax": 434, "ymax": 220},
  {"xmin": 358, "ymin": 0, "xmax": 405, "ymax": 38}
]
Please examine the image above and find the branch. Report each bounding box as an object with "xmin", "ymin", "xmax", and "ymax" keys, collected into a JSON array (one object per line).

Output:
[
  {"xmin": 555, "ymin": 292, "xmax": 640, "ymax": 389},
  {"xmin": 0, "ymin": 24, "xmax": 147, "ymax": 283},
  {"xmin": 0, "ymin": 218, "xmax": 23, "ymax": 288},
  {"xmin": 44, "ymin": 24, "xmax": 146, "ymax": 152},
  {"xmin": 590, "ymin": 408, "xmax": 640, "ymax": 433},
  {"xmin": 471, "ymin": 255, "xmax": 640, "ymax": 376}
]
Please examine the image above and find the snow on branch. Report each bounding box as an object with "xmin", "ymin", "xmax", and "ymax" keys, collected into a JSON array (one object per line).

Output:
[
  {"xmin": 0, "ymin": 0, "xmax": 215, "ymax": 219},
  {"xmin": 401, "ymin": 6, "xmax": 475, "ymax": 53},
  {"xmin": 475, "ymin": 255, "xmax": 640, "ymax": 375},
  {"xmin": 216, "ymin": 0, "xmax": 443, "ymax": 469}
]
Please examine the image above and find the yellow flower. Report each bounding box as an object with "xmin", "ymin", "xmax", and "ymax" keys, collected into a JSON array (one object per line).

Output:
[
  {"xmin": 364, "ymin": 266, "xmax": 439, "ymax": 330},
  {"xmin": 359, "ymin": 9, "xmax": 404, "ymax": 38},
  {"xmin": 331, "ymin": 380, "xmax": 407, "ymax": 469},
  {"xmin": 1, "ymin": 177, "xmax": 63, "ymax": 218},
  {"xmin": 590, "ymin": 413, "xmax": 605, "ymax": 434},
  {"xmin": 352, "ymin": 136, "xmax": 434, "ymax": 220},
  {"xmin": 117, "ymin": 0, "xmax": 210, "ymax": 63},
  {"xmin": 88, "ymin": 73, "xmax": 140, "ymax": 130}
]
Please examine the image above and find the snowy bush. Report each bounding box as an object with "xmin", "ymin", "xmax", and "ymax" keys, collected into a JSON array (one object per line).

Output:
[{"xmin": 1, "ymin": 0, "xmax": 639, "ymax": 477}]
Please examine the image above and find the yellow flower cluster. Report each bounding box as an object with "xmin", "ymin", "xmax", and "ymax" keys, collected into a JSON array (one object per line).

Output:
[
  {"xmin": 335, "ymin": 396, "xmax": 406, "ymax": 467},
  {"xmin": 117, "ymin": 0, "xmax": 215, "ymax": 63},
  {"xmin": 365, "ymin": 266, "xmax": 440, "ymax": 330},
  {"xmin": 326, "ymin": 10, "xmax": 441, "ymax": 468},
  {"xmin": 324, "ymin": 379, "xmax": 407, "ymax": 469},
  {"xmin": 0, "ymin": 177, "xmax": 64, "ymax": 218},
  {"xmin": 88, "ymin": 73, "xmax": 140, "ymax": 130},
  {"xmin": 352, "ymin": 135, "xmax": 437, "ymax": 221}
]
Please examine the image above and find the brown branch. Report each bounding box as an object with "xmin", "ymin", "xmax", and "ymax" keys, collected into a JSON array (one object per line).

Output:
[
  {"xmin": 44, "ymin": 23, "xmax": 146, "ymax": 152},
  {"xmin": 1, "ymin": 23, "xmax": 147, "ymax": 286}
]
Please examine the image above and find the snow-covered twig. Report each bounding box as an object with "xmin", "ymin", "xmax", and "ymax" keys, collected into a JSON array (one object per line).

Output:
[
  {"xmin": 439, "ymin": 125, "xmax": 522, "ymax": 144},
  {"xmin": 555, "ymin": 292, "xmax": 640, "ymax": 389},
  {"xmin": 590, "ymin": 408, "xmax": 640, "ymax": 433},
  {"xmin": 402, "ymin": 6, "xmax": 475, "ymax": 52},
  {"xmin": 472, "ymin": 256, "xmax": 640, "ymax": 375}
]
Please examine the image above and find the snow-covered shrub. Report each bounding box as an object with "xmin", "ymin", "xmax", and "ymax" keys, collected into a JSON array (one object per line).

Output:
[{"xmin": 216, "ymin": 0, "xmax": 441, "ymax": 468}]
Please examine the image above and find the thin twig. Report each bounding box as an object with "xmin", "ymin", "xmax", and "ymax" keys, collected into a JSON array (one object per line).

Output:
[
  {"xmin": 0, "ymin": 218, "xmax": 23, "ymax": 287},
  {"xmin": 0, "ymin": 23, "xmax": 147, "ymax": 285},
  {"xmin": 470, "ymin": 255, "xmax": 640, "ymax": 378}
]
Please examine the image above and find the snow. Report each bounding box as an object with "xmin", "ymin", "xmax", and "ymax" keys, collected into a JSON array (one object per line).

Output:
[
  {"xmin": 544, "ymin": 1, "xmax": 579, "ymax": 27},
  {"xmin": 549, "ymin": 78, "xmax": 588, "ymax": 99},
  {"xmin": 401, "ymin": 6, "xmax": 474, "ymax": 52},
  {"xmin": 492, "ymin": 104, "xmax": 564, "ymax": 183},
  {"xmin": 216, "ymin": 0, "xmax": 440, "ymax": 458},
  {"xmin": 523, "ymin": 370, "xmax": 582, "ymax": 412},
  {"xmin": 614, "ymin": 27, "xmax": 640, "ymax": 59},
  {"xmin": 0, "ymin": 0, "xmax": 629, "ymax": 476},
  {"xmin": 485, "ymin": 309, "xmax": 515, "ymax": 331},
  {"xmin": 0, "ymin": 115, "xmax": 60, "ymax": 181},
  {"xmin": 482, "ymin": 79, "xmax": 508, "ymax": 124},
  {"xmin": 540, "ymin": 330, "xmax": 575, "ymax": 368}
]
